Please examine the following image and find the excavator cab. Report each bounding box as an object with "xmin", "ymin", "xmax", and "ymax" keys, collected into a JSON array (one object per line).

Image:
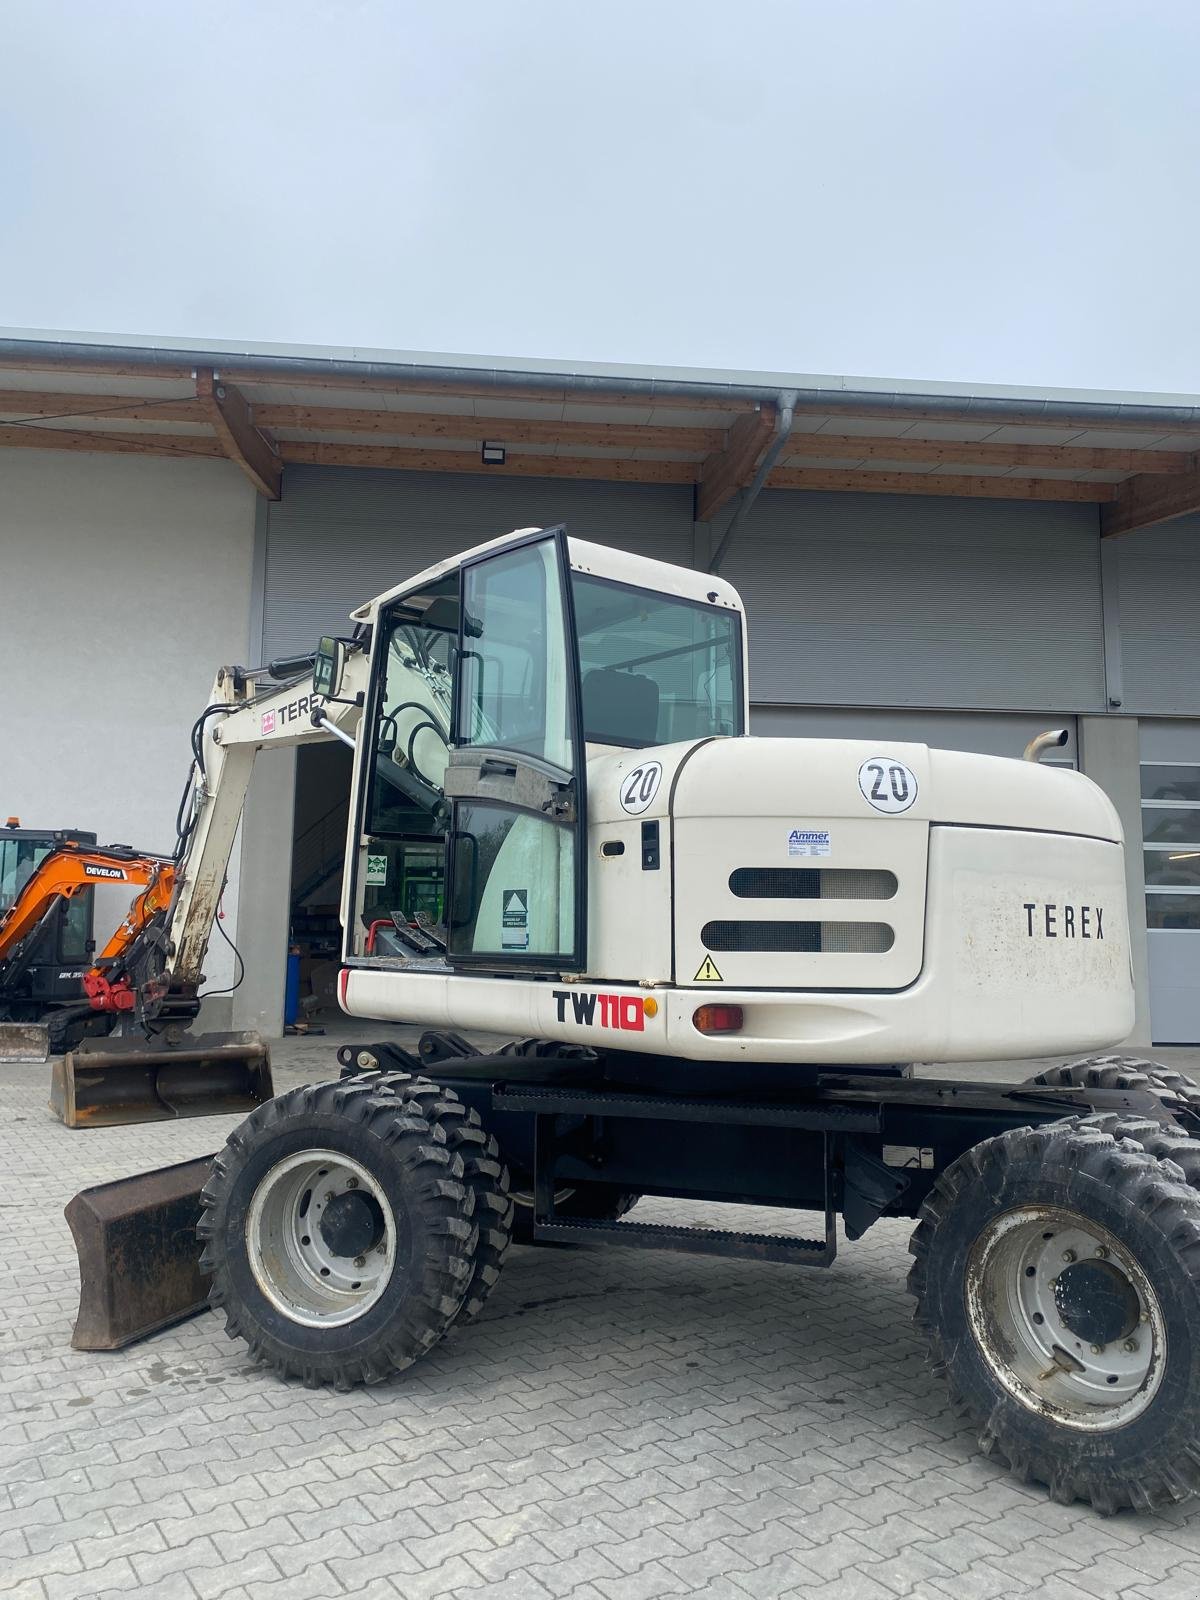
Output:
[{"xmin": 0, "ymin": 824, "xmax": 97, "ymax": 1058}]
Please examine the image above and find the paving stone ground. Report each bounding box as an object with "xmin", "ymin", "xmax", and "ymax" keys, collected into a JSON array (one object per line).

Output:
[{"xmin": 4, "ymin": 1031, "xmax": 1200, "ymax": 1600}]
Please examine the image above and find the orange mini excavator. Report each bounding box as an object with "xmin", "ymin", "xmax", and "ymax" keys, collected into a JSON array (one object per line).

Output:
[
  {"xmin": 0, "ymin": 837, "xmax": 270, "ymax": 1124},
  {"xmin": 0, "ymin": 838, "xmax": 175, "ymax": 1015}
]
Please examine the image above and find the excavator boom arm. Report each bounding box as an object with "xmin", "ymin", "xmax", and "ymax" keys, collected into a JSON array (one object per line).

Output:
[{"xmin": 162, "ymin": 659, "xmax": 367, "ymax": 992}]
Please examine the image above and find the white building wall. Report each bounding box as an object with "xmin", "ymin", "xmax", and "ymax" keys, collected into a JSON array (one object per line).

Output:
[{"xmin": 0, "ymin": 448, "xmax": 259, "ymax": 1005}]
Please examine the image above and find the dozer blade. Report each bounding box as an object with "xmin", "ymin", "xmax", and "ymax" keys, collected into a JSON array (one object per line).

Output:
[
  {"xmin": 66, "ymin": 1155, "xmax": 214, "ymax": 1350},
  {"xmin": 50, "ymin": 1030, "xmax": 273, "ymax": 1128},
  {"xmin": 0, "ymin": 1022, "xmax": 50, "ymax": 1063}
]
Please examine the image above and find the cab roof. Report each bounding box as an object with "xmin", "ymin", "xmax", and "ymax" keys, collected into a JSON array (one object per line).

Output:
[{"xmin": 351, "ymin": 527, "xmax": 745, "ymax": 623}]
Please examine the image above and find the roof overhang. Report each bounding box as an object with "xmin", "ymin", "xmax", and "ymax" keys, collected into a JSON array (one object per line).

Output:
[{"xmin": 1, "ymin": 328, "xmax": 1197, "ymax": 537}]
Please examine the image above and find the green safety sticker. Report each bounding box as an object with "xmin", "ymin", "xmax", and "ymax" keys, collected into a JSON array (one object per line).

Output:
[{"xmin": 366, "ymin": 853, "xmax": 388, "ymax": 886}]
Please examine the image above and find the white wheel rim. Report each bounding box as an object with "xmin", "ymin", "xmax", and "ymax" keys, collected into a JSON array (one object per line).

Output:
[
  {"xmin": 246, "ymin": 1149, "xmax": 397, "ymax": 1327},
  {"xmin": 966, "ymin": 1206, "xmax": 1166, "ymax": 1430}
]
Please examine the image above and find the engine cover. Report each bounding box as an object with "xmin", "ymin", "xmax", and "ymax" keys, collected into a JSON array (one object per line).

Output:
[{"xmin": 659, "ymin": 737, "xmax": 1132, "ymax": 1061}]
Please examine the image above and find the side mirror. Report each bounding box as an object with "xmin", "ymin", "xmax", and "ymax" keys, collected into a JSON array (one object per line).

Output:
[{"xmin": 313, "ymin": 636, "xmax": 347, "ymax": 699}]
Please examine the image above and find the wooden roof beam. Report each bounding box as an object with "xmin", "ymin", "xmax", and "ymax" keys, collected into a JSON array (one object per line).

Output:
[
  {"xmin": 278, "ymin": 440, "xmax": 697, "ymax": 486},
  {"xmin": 786, "ymin": 433, "xmax": 1191, "ymax": 476},
  {"xmin": 1101, "ymin": 462, "xmax": 1200, "ymax": 537},
  {"xmin": 696, "ymin": 403, "xmax": 778, "ymax": 523},
  {"xmin": 255, "ymin": 405, "xmax": 720, "ymax": 454},
  {"xmin": 768, "ymin": 467, "xmax": 1115, "ymax": 504},
  {"xmin": 0, "ymin": 388, "xmax": 204, "ymax": 424},
  {"xmin": 196, "ymin": 369, "xmax": 281, "ymax": 498},
  {"xmin": 0, "ymin": 423, "xmax": 224, "ymax": 461}
]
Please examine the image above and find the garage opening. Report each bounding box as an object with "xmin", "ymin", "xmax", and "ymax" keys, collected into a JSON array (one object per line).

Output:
[
  {"xmin": 288, "ymin": 740, "xmax": 451, "ymax": 1026},
  {"xmin": 289, "ymin": 743, "xmax": 353, "ymax": 1028}
]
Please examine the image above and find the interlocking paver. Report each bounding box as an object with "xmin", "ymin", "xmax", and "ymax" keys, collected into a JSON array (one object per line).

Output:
[{"xmin": 7, "ymin": 1036, "xmax": 1200, "ymax": 1600}]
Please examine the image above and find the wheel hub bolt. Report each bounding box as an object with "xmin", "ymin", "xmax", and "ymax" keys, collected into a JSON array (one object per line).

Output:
[
  {"xmin": 354, "ymin": 1256, "xmax": 366, "ymax": 1268},
  {"xmin": 1091, "ymin": 1344, "xmax": 1104, "ymax": 1355},
  {"xmin": 346, "ymin": 1177, "xmax": 359, "ymax": 1189},
  {"xmin": 1123, "ymin": 1340, "xmax": 1138, "ymax": 1353},
  {"xmin": 325, "ymin": 1191, "xmax": 336, "ymax": 1204},
  {"xmin": 1095, "ymin": 1246, "xmax": 1109, "ymax": 1259},
  {"xmin": 1062, "ymin": 1250, "xmax": 1077, "ymax": 1263}
]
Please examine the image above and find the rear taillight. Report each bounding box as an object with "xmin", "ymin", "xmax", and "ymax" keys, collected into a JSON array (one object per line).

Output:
[{"xmin": 692, "ymin": 1004, "xmax": 744, "ymax": 1034}]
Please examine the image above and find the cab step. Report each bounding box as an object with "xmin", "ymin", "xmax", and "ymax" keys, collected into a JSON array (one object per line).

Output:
[{"xmin": 532, "ymin": 1212, "xmax": 836, "ymax": 1265}]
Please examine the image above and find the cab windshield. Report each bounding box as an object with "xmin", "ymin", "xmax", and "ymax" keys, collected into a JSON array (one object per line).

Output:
[{"xmin": 571, "ymin": 574, "xmax": 743, "ymax": 747}]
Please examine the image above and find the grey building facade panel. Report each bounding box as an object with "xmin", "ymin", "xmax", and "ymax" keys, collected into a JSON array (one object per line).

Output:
[
  {"xmin": 263, "ymin": 466, "xmax": 694, "ymax": 662},
  {"xmin": 724, "ymin": 491, "xmax": 1106, "ymax": 712},
  {"xmin": 1113, "ymin": 513, "xmax": 1200, "ymax": 716},
  {"xmin": 751, "ymin": 705, "xmax": 1078, "ymax": 761}
]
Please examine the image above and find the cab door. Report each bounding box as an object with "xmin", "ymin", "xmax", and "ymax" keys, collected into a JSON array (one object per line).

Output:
[{"xmin": 444, "ymin": 528, "xmax": 587, "ymax": 971}]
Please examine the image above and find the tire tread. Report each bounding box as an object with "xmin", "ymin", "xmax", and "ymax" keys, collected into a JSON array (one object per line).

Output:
[{"xmin": 909, "ymin": 1115, "xmax": 1200, "ymax": 1514}]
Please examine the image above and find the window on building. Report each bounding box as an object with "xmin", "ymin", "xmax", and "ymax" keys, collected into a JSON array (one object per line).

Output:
[{"xmin": 1142, "ymin": 763, "xmax": 1200, "ymax": 930}]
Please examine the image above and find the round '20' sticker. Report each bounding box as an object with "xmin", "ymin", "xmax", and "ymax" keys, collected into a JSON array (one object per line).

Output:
[
  {"xmin": 619, "ymin": 760, "xmax": 663, "ymax": 815},
  {"xmin": 858, "ymin": 757, "xmax": 918, "ymax": 814}
]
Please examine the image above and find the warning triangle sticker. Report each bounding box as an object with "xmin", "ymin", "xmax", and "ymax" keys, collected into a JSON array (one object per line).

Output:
[
  {"xmin": 694, "ymin": 955, "xmax": 723, "ymax": 982},
  {"xmin": 504, "ymin": 890, "xmax": 527, "ymax": 912}
]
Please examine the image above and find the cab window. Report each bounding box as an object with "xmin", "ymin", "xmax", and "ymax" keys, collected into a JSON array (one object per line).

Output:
[
  {"xmin": 571, "ymin": 575, "xmax": 742, "ymax": 747},
  {"xmin": 360, "ymin": 578, "xmax": 458, "ymax": 946}
]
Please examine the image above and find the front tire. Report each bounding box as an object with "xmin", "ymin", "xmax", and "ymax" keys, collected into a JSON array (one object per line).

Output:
[
  {"xmin": 909, "ymin": 1118, "xmax": 1200, "ymax": 1513},
  {"xmin": 199, "ymin": 1076, "xmax": 505, "ymax": 1388}
]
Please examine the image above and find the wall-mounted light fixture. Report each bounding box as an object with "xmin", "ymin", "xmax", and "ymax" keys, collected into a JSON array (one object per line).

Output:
[{"xmin": 481, "ymin": 442, "xmax": 506, "ymax": 466}]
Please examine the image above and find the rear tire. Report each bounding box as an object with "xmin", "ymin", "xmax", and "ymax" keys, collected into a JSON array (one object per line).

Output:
[
  {"xmin": 1032, "ymin": 1054, "xmax": 1200, "ymax": 1120},
  {"xmin": 909, "ymin": 1118, "xmax": 1200, "ymax": 1513},
  {"xmin": 199, "ymin": 1076, "xmax": 505, "ymax": 1388}
]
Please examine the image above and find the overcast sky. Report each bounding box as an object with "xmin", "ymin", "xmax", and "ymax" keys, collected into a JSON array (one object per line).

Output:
[{"xmin": 2, "ymin": 1, "xmax": 1197, "ymax": 393}]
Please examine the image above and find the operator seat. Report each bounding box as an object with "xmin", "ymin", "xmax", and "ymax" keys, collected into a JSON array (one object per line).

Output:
[{"xmin": 581, "ymin": 669, "xmax": 660, "ymax": 745}]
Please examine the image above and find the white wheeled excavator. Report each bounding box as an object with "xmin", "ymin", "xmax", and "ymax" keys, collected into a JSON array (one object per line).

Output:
[{"xmin": 66, "ymin": 524, "xmax": 1200, "ymax": 1515}]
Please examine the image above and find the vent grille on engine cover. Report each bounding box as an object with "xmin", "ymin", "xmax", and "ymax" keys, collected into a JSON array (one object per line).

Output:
[
  {"xmin": 700, "ymin": 921, "xmax": 896, "ymax": 953},
  {"xmin": 729, "ymin": 868, "xmax": 897, "ymax": 900}
]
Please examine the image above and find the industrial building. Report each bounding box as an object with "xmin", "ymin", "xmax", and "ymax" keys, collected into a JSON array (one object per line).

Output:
[{"xmin": 2, "ymin": 330, "xmax": 1197, "ymax": 1043}]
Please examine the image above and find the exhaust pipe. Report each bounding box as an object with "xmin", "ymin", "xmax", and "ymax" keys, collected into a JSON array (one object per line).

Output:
[{"xmin": 1023, "ymin": 728, "xmax": 1070, "ymax": 764}]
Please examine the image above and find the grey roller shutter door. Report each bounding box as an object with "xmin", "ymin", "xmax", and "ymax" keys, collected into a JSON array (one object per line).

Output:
[
  {"xmin": 263, "ymin": 466, "xmax": 695, "ymax": 662},
  {"xmin": 724, "ymin": 491, "xmax": 1105, "ymax": 714}
]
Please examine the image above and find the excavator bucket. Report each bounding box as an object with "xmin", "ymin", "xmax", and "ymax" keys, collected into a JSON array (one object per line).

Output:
[
  {"xmin": 0, "ymin": 1021, "xmax": 50, "ymax": 1062},
  {"xmin": 50, "ymin": 1031, "xmax": 273, "ymax": 1128},
  {"xmin": 66, "ymin": 1154, "xmax": 214, "ymax": 1349}
]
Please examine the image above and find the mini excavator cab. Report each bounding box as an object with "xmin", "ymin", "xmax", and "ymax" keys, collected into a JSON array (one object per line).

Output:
[{"xmin": 0, "ymin": 823, "xmax": 96, "ymax": 1039}]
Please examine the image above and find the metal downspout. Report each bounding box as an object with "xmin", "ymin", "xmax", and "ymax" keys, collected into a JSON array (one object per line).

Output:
[{"xmin": 707, "ymin": 392, "xmax": 798, "ymax": 574}]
